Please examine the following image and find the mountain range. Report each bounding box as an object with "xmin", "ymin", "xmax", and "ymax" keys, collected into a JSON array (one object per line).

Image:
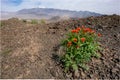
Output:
[{"xmin": 1, "ymin": 8, "xmax": 102, "ymax": 20}]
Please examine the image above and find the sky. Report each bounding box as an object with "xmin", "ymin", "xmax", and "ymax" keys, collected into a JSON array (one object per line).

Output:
[{"xmin": 0, "ymin": 0, "xmax": 120, "ymax": 15}]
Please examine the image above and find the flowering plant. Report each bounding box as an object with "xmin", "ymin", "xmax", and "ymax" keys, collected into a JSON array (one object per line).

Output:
[{"xmin": 61, "ymin": 25, "xmax": 101, "ymax": 72}]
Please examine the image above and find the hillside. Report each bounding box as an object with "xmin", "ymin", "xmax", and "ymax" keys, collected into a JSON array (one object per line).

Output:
[
  {"xmin": 17, "ymin": 8, "xmax": 101, "ymax": 18},
  {"xmin": 0, "ymin": 15, "xmax": 120, "ymax": 79}
]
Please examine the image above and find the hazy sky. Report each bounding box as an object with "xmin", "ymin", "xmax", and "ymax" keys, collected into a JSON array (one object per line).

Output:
[{"xmin": 1, "ymin": 0, "xmax": 120, "ymax": 14}]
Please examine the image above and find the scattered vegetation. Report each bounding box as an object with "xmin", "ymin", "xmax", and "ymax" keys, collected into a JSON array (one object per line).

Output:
[
  {"xmin": 31, "ymin": 19, "xmax": 38, "ymax": 24},
  {"xmin": 0, "ymin": 21, "xmax": 4, "ymax": 27},
  {"xmin": 61, "ymin": 25, "xmax": 102, "ymax": 72},
  {"xmin": 1, "ymin": 49, "xmax": 12, "ymax": 56},
  {"xmin": 40, "ymin": 19, "xmax": 46, "ymax": 24},
  {"xmin": 22, "ymin": 19, "xmax": 27, "ymax": 23}
]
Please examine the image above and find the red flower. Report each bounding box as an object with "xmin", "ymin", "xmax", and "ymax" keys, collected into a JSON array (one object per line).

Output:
[
  {"xmin": 77, "ymin": 27, "xmax": 81, "ymax": 31},
  {"xmin": 67, "ymin": 41, "xmax": 72, "ymax": 47},
  {"xmin": 83, "ymin": 28, "xmax": 91, "ymax": 32},
  {"xmin": 90, "ymin": 30, "xmax": 95, "ymax": 34},
  {"xmin": 88, "ymin": 29, "xmax": 95, "ymax": 34},
  {"xmin": 71, "ymin": 29, "xmax": 79, "ymax": 33},
  {"xmin": 75, "ymin": 29, "xmax": 79, "ymax": 33},
  {"xmin": 98, "ymin": 33, "xmax": 102, "ymax": 37},
  {"xmin": 71, "ymin": 29, "xmax": 76, "ymax": 33},
  {"xmin": 73, "ymin": 38, "xmax": 77, "ymax": 42},
  {"xmin": 81, "ymin": 37, "xmax": 86, "ymax": 42}
]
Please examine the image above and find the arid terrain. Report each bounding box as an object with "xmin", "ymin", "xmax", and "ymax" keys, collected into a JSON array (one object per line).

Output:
[{"xmin": 0, "ymin": 15, "xmax": 120, "ymax": 79}]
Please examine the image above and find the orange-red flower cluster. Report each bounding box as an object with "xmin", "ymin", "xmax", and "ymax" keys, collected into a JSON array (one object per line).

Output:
[
  {"xmin": 67, "ymin": 25, "xmax": 101, "ymax": 48},
  {"xmin": 81, "ymin": 37, "xmax": 86, "ymax": 42},
  {"xmin": 67, "ymin": 38, "xmax": 78, "ymax": 47},
  {"xmin": 67, "ymin": 41, "xmax": 72, "ymax": 47},
  {"xmin": 82, "ymin": 27, "xmax": 95, "ymax": 34},
  {"xmin": 76, "ymin": 27, "xmax": 81, "ymax": 31},
  {"xmin": 71, "ymin": 29, "xmax": 78, "ymax": 33},
  {"xmin": 73, "ymin": 38, "xmax": 77, "ymax": 42},
  {"xmin": 90, "ymin": 30, "xmax": 95, "ymax": 34},
  {"xmin": 71, "ymin": 27, "xmax": 81, "ymax": 33},
  {"xmin": 98, "ymin": 33, "xmax": 102, "ymax": 37},
  {"xmin": 71, "ymin": 25, "xmax": 95, "ymax": 34}
]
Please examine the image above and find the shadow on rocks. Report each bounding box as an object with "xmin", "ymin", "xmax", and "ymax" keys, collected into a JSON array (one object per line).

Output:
[{"xmin": 52, "ymin": 44, "xmax": 63, "ymax": 65}]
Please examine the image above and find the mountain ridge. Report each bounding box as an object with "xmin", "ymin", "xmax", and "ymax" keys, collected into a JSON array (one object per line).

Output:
[
  {"xmin": 1, "ymin": 8, "xmax": 102, "ymax": 20},
  {"xmin": 17, "ymin": 8, "xmax": 102, "ymax": 18}
]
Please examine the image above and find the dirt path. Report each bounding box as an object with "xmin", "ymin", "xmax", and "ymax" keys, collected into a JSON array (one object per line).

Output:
[{"xmin": 0, "ymin": 15, "xmax": 120, "ymax": 79}]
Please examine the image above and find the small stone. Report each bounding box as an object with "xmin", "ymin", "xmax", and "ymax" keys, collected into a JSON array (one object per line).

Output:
[
  {"xmin": 66, "ymin": 73, "xmax": 72, "ymax": 78},
  {"xmin": 81, "ymin": 71, "xmax": 86, "ymax": 78},
  {"xmin": 112, "ymin": 68, "xmax": 118, "ymax": 73},
  {"xmin": 50, "ymin": 69, "xmax": 58, "ymax": 77},
  {"xmin": 60, "ymin": 33, "xmax": 64, "ymax": 36},
  {"xmin": 100, "ymin": 57, "xmax": 104, "ymax": 60},
  {"xmin": 74, "ymin": 70, "xmax": 80, "ymax": 78},
  {"xmin": 89, "ymin": 74, "xmax": 93, "ymax": 78}
]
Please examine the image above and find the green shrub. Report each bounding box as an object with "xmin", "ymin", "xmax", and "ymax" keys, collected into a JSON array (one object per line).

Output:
[
  {"xmin": 61, "ymin": 25, "xmax": 102, "ymax": 72},
  {"xmin": 1, "ymin": 49, "xmax": 12, "ymax": 56},
  {"xmin": 0, "ymin": 21, "xmax": 3, "ymax": 27},
  {"xmin": 22, "ymin": 19, "xmax": 27, "ymax": 23},
  {"xmin": 31, "ymin": 19, "xmax": 38, "ymax": 24},
  {"xmin": 40, "ymin": 19, "xmax": 46, "ymax": 24}
]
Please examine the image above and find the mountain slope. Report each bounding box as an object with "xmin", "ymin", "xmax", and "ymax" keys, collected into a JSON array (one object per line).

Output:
[
  {"xmin": 17, "ymin": 8, "xmax": 102, "ymax": 18},
  {"xmin": 1, "ymin": 8, "xmax": 102, "ymax": 20}
]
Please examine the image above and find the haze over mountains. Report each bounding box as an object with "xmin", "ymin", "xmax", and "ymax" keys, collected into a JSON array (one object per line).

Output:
[{"xmin": 1, "ymin": 8, "xmax": 102, "ymax": 20}]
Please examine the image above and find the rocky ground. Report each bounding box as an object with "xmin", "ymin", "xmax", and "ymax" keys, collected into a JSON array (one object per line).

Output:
[{"xmin": 0, "ymin": 15, "xmax": 120, "ymax": 79}]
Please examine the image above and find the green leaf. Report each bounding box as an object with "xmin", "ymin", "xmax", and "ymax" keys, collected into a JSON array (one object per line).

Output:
[
  {"xmin": 79, "ymin": 64, "xmax": 89, "ymax": 71},
  {"xmin": 94, "ymin": 53, "xmax": 101, "ymax": 58},
  {"xmin": 72, "ymin": 64, "xmax": 78, "ymax": 71},
  {"xmin": 65, "ymin": 62, "xmax": 70, "ymax": 67}
]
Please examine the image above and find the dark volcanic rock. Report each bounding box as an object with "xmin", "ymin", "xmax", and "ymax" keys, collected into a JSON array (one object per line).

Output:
[{"xmin": 0, "ymin": 15, "xmax": 120, "ymax": 79}]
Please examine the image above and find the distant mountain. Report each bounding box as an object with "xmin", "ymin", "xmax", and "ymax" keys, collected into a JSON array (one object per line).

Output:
[
  {"xmin": 1, "ymin": 8, "xmax": 102, "ymax": 20},
  {"xmin": 17, "ymin": 8, "xmax": 102, "ymax": 18}
]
